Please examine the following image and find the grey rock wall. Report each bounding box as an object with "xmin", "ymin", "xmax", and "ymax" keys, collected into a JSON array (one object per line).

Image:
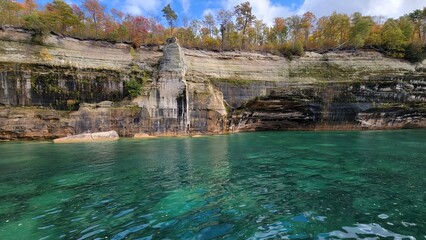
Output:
[
  {"xmin": 133, "ymin": 37, "xmax": 227, "ymax": 135},
  {"xmin": 0, "ymin": 63, "xmax": 125, "ymax": 109},
  {"xmin": 0, "ymin": 27, "xmax": 425, "ymax": 140},
  {"xmin": 146, "ymin": 38, "xmax": 189, "ymax": 133}
]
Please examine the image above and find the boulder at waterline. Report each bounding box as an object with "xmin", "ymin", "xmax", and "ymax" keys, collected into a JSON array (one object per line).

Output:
[{"xmin": 53, "ymin": 131, "xmax": 119, "ymax": 143}]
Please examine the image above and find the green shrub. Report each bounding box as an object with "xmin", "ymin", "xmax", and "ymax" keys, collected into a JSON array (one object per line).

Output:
[
  {"xmin": 129, "ymin": 47, "xmax": 137, "ymax": 61},
  {"xmin": 291, "ymin": 41, "xmax": 305, "ymax": 57},
  {"xmin": 404, "ymin": 41, "xmax": 425, "ymax": 63},
  {"xmin": 279, "ymin": 43, "xmax": 293, "ymax": 60},
  {"xmin": 24, "ymin": 14, "xmax": 46, "ymax": 32},
  {"xmin": 279, "ymin": 41, "xmax": 305, "ymax": 60},
  {"xmin": 125, "ymin": 77, "xmax": 144, "ymax": 98}
]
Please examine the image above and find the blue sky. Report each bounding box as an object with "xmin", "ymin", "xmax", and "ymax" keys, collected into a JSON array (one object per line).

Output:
[{"xmin": 32, "ymin": 0, "xmax": 425, "ymax": 26}]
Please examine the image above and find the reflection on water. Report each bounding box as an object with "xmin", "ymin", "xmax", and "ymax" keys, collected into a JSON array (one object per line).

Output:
[
  {"xmin": 0, "ymin": 130, "xmax": 425, "ymax": 239},
  {"xmin": 327, "ymin": 223, "xmax": 415, "ymax": 239}
]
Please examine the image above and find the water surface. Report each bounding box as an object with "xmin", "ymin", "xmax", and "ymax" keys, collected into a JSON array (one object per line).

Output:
[{"xmin": 0, "ymin": 130, "xmax": 425, "ymax": 239}]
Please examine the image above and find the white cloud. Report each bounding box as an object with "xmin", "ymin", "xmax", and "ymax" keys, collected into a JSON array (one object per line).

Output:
[
  {"xmin": 219, "ymin": 0, "xmax": 425, "ymax": 26},
  {"xmin": 202, "ymin": 8, "xmax": 216, "ymax": 17},
  {"xmin": 123, "ymin": 0, "xmax": 172, "ymax": 16},
  {"xmin": 299, "ymin": 0, "xmax": 425, "ymax": 18},
  {"xmin": 221, "ymin": 0, "xmax": 294, "ymax": 25},
  {"xmin": 123, "ymin": 0, "xmax": 158, "ymax": 15},
  {"xmin": 64, "ymin": 0, "xmax": 75, "ymax": 5},
  {"xmin": 180, "ymin": 0, "xmax": 190, "ymax": 14},
  {"xmin": 120, "ymin": 0, "xmax": 424, "ymax": 25}
]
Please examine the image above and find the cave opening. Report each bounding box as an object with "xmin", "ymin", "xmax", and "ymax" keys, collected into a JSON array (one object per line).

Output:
[{"xmin": 177, "ymin": 92, "xmax": 187, "ymax": 118}]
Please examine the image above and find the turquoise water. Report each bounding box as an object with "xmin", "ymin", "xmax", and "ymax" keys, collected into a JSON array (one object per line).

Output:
[{"xmin": 0, "ymin": 130, "xmax": 425, "ymax": 239}]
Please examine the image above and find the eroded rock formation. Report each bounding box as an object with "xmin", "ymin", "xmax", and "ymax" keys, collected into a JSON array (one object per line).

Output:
[
  {"xmin": 0, "ymin": 27, "xmax": 425, "ymax": 140},
  {"xmin": 185, "ymin": 50, "xmax": 426, "ymax": 131},
  {"xmin": 135, "ymin": 37, "xmax": 191, "ymax": 134}
]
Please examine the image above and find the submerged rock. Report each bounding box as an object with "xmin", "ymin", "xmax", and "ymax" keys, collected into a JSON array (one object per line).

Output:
[{"xmin": 53, "ymin": 131, "xmax": 119, "ymax": 143}]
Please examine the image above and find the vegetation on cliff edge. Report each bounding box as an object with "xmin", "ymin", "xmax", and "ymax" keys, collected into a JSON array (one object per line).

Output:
[{"xmin": 0, "ymin": 1, "xmax": 425, "ymax": 62}]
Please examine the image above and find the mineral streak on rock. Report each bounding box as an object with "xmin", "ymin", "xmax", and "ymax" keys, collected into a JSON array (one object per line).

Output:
[
  {"xmin": 138, "ymin": 37, "xmax": 190, "ymax": 134},
  {"xmin": 0, "ymin": 27, "xmax": 425, "ymax": 140},
  {"xmin": 133, "ymin": 36, "xmax": 227, "ymax": 136}
]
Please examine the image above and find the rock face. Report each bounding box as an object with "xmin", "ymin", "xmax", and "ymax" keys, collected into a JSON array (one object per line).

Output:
[
  {"xmin": 53, "ymin": 131, "xmax": 119, "ymax": 143},
  {"xmin": 0, "ymin": 106, "xmax": 143, "ymax": 140},
  {"xmin": 133, "ymin": 37, "xmax": 227, "ymax": 135},
  {"xmin": 0, "ymin": 63, "xmax": 124, "ymax": 108},
  {"xmin": 184, "ymin": 50, "xmax": 426, "ymax": 131},
  {"xmin": 135, "ymin": 37, "xmax": 191, "ymax": 134},
  {"xmin": 0, "ymin": 27, "xmax": 160, "ymax": 109},
  {"xmin": 0, "ymin": 27, "xmax": 425, "ymax": 140}
]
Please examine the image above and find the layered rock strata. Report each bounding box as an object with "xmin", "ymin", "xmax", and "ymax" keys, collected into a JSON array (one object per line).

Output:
[
  {"xmin": 135, "ymin": 37, "xmax": 191, "ymax": 134},
  {"xmin": 0, "ymin": 27, "xmax": 425, "ymax": 140},
  {"xmin": 185, "ymin": 50, "xmax": 426, "ymax": 131}
]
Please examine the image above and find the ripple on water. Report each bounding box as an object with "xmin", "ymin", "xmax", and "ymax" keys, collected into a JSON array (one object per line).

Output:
[
  {"xmin": 111, "ymin": 223, "xmax": 149, "ymax": 240},
  {"xmin": 0, "ymin": 182, "xmax": 38, "ymax": 197},
  {"xmin": 192, "ymin": 223, "xmax": 234, "ymax": 240},
  {"xmin": 352, "ymin": 196, "xmax": 388, "ymax": 213},
  {"xmin": 77, "ymin": 228, "xmax": 106, "ymax": 240},
  {"xmin": 328, "ymin": 223, "xmax": 415, "ymax": 239},
  {"xmin": 297, "ymin": 158, "xmax": 336, "ymax": 169},
  {"xmin": 48, "ymin": 172, "xmax": 97, "ymax": 188},
  {"xmin": 296, "ymin": 179, "xmax": 330, "ymax": 193},
  {"xmin": 152, "ymin": 188, "xmax": 206, "ymax": 219},
  {"xmin": 0, "ymin": 201, "xmax": 18, "ymax": 215},
  {"xmin": 287, "ymin": 146, "xmax": 310, "ymax": 151},
  {"xmin": 250, "ymin": 221, "xmax": 293, "ymax": 239},
  {"xmin": 316, "ymin": 143, "xmax": 337, "ymax": 147},
  {"xmin": 28, "ymin": 190, "xmax": 74, "ymax": 211},
  {"xmin": 0, "ymin": 130, "xmax": 424, "ymax": 238},
  {"xmin": 114, "ymin": 208, "xmax": 137, "ymax": 218},
  {"xmin": 0, "ymin": 218, "xmax": 38, "ymax": 239},
  {"xmin": 151, "ymin": 219, "xmax": 177, "ymax": 230}
]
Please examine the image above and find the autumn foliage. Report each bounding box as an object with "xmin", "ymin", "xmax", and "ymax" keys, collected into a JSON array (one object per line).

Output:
[{"xmin": 0, "ymin": 0, "xmax": 425, "ymax": 62}]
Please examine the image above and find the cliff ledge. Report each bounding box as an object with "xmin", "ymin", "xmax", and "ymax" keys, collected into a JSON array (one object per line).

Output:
[{"xmin": 0, "ymin": 27, "xmax": 425, "ymax": 140}]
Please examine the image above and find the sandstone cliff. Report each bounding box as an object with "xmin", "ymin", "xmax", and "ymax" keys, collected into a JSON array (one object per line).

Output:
[
  {"xmin": 185, "ymin": 50, "xmax": 425, "ymax": 131},
  {"xmin": 0, "ymin": 27, "xmax": 425, "ymax": 140}
]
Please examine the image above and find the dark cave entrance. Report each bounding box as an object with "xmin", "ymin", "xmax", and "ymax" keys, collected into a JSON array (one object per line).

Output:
[{"xmin": 177, "ymin": 92, "xmax": 187, "ymax": 118}]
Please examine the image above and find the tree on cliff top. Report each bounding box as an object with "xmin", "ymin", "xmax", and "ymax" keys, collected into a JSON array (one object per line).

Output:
[
  {"xmin": 234, "ymin": 1, "xmax": 255, "ymax": 49},
  {"xmin": 2, "ymin": 0, "xmax": 426, "ymax": 62},
  {"xmin": 348, "ymin": 12, "xmax": 373, "ymax": 48},
  {"xmin": 202, "ymin": 13, "xmax": 216, "ymax": 38},
  {"xmin": 408, "ymin": 8, "xmax": 426, "ymax": 43},
  {"xmin": 124, "ymin": 15, "xmax": 150, "ymax": 47},
  {"xmin": 41, "ymin": 0, "xmax": 80, "ymax": 34},
  {"xmin": 162, "ymin": 4, "xmax": 177, "ymax": 36},
  {"xmin": 23, "ymin": 0, "xmax": 37, "ymax": 14},
  {"xmin": 217, "ymin": 9, "xmax": 234, "ymax": 51},
  {"xmin": 301, "ymin": 12, "xmax": 316, "ymax": 48},
  {"xmin": 0, "ymin": 0, "xmax": 23, "ymax": 26},
  {"xmin": 82, "ymin": 0, "xmax": 105, "ymax": 38}
]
